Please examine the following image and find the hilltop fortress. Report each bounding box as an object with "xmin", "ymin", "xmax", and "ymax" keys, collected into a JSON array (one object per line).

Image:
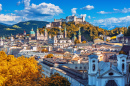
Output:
[{"xmin": 46, "ymin": 15, "xmax": 88, "ymax": 28}]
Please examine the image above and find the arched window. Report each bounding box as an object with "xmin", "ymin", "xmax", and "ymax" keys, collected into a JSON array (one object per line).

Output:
[
  {"xmin": 80, "ymin": 66, "xmax": 82, "ymax": 69},
  {"xmin": 92, "ymin": 64, "xmax": 95, "ymax": 71},
  {"xmin": 122, "ymin": 63, "xmax": 124, "ymax": 71},
  {"xmin": 93, "ymin": 60, "xmax": 95, "ymax": 62}
]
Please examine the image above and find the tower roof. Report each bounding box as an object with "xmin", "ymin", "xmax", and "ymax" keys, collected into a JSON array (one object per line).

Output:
[
  {"xmin": 37, "ymin": 26, "xmax": 39, "ymax": 31},
  {"xmin": 31, "ymin": 27, "xmax": 33, "ymax": 31},
  {"xmin": 64, "ymin": 26, "xmax": 66, "ymax": 32},
  {"xmin": 58, "ymin": 28, "xmax": 63, "ymax": 35},
  {"xmin": 78, "ymin": 27, "xmax": 81, "ymax": 35},
  {"xmin": 45, "ymin": 27, "xmax": 47, "ymax": 32},
  {"xmin": 88, "ymin": 55, "xmax": 98, "ymax": 59}
]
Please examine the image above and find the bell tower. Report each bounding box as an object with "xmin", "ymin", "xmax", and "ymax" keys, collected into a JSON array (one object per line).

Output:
[
  {"xmin": 88, "ymin": 55, "xmax": 98, "ymax": 86},
  {"xmin": 78, "ymin": 27, "xmax": 81, "ymax": 43},
  {"xmin": 117, "ymin": 54, "xmax": 127, "ymax": 74},
  {"xmin": 44, "ymin": 27, "xmax": 48, "ymax": 40},
  {"xmin": 64, "ymin": 26, "xmax": 67, "ymax": 38}
]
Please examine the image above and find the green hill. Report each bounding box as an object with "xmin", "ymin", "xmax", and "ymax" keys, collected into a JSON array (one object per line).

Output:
[{"xmin": 0, "ymin": 20, "xmax": 49, "ymax": 36}]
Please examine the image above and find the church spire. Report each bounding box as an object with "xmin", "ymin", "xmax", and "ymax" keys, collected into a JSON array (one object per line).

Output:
[
  {"xmin": 31, "ymin": 27, "xmax": 33, "ymax": 31},
  {"xmin": 64, "ymin": 25, "xmax": 67, "ymax": 38},
  {"xmin": 78, "ymin": 27, "xmax": 81, "ymax": 36},
  {"xmin": 37, "ymin": 26, "xmax": 39, "ymax": 31},
  {"xmin": 78, "ymin": 27, "xmax": 81, "ymax": 43}
]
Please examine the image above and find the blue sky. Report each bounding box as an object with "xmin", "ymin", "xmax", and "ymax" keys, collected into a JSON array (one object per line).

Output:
[{"xmin": 0, "ymin": 0, "xmax": 130, "ymax": 29}]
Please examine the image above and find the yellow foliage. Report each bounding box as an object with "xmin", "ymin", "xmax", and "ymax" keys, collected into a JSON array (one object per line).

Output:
[
  {"xmin": 0, "ymin": 51, "xmax": 71, "ymax": 86},
  {"xmin": 82, "ymin": 40, "xmax": 86, "ymax": 43},
  {"xmin": 46, "ymin": 54, "xmax": 53, "ymax": 58},
  {"xmin": 0, "ymin": 51, "xmax": 41, "ymax": 86},
  {"xmin": 111, "ymin": 36, "xmax": 116, "ymax": 39},
  {"xmin": 12, "ymin": 25, "xmax": 21, "ymax": 28}
]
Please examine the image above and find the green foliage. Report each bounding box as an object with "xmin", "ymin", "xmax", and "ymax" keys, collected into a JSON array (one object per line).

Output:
[
  {"xmin": 124, "ymin": 26, "xmax": 130, "ymax": 36},
  {"xmin": 39, "ymin": 22, "xmax": 128, "ymax": 41},
  {"xmin": 23, "ymin": 22, "xmax": 30, "ymax": 25},
  {"xmin": 0, "ymin": 20, "xmax": 49, "ymax": 36},
  {"xmin": 12, "ymin": 25, "xmax": 21, "ymax": 28},
  {"xmin": 40, "ymin": 73, "xmax": 71, "ymax": 86}
]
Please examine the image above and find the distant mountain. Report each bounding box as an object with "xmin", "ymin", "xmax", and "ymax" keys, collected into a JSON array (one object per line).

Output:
[
  {"xmin": 0, "ymin": 23, "xmax": 12, "ymax": 26},
  {"xmin": 0, "ymin": 20, "xmax": 50, "ymax": 36}
]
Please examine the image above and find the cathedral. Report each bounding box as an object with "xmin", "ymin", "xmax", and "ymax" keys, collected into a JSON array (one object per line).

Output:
[
  {"xmin": 29, "ymin": 27, "xmax": 48, "ymax": 41},
  {"xmin": 36, "ymin": 27, "xmax": 48, "ymax": 40},
  {"xmin": 53, "ymin": 26, "xmax": 73, "ymax": 48}
]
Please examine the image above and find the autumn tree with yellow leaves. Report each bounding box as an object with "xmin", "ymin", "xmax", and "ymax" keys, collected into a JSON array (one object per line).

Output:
[{"xmin": 0, "ymin": 51, "xmax": 71, "ymax": 86}]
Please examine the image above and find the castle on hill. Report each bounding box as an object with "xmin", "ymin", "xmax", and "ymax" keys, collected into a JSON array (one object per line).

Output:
[{"xmin": 46, "ymin": 15, "xmax": 88, "ymax": 28}]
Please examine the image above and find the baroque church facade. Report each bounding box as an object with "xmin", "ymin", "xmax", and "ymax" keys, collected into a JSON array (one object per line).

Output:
[
  {"xmin": 53, "ymin": 26, "xmax": 73, "ymax": 48},
  {"xmin": 36, "ymin": 27, "xmax": 48, "ymax": 40},
  {"xmin": 29, "ymin": 27, "xmax": 48, "ymax": 41},
  {"xmin": 88, "ymin": 54, "xmax": 127, "ymax": 86}
]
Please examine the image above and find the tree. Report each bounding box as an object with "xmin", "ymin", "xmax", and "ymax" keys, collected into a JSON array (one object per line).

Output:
[
  {"xmin": 74, "ymin": 38, "xmax": 80, "ymax": 44},
  {"xmin": 46, "ymin": 54, "xmax": 53, "ymax": 58},
  {"xmin": 106, "ymin": 39, "xmax": 110, "ymax": 42},
  {"xmin": 0, "ymin": 51, "xmax": 42, "ymax": 86},
  {"xmin": 82, "ymin": 40, "xmax": 86, "ymax": 43},
  {"xmin": 119, "ymin": 50, "xmax": 126, "ymax": 55},
  {"xmin": 41, "ymin": 48, "xmax": 48, "ymax": 52},
  {"xmin": 0, "ymin": 51, "xmax": 71, "ymax": 86},
  {"xmin": 40, "ymin": 73, "xmax": 71, "ymax": 86}
]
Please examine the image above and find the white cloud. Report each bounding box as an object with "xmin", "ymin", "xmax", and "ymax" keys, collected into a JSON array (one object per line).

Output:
[
  {"xmin": 80, "ymin": 14, "xmax": 86, "ymax": 18},
  {"xmin": 92, "ymin": 17, "xmax": 96, "ymax": 18},
  {"xmin": 98, "ymin": 8, "xmax": 130, "ymax": 15},
  {"xmin": 71, "ymin": 8, "xmax": 77, "ymax": 15},
  {"xmin": 81, "ymin": 5, "xmax": 94, "ymax": 10},
  {"xmin": 118, "ymin": 8, "xmax": 130, "ymax": 13},
  {"xmin": 17, "ymin": 1, "xmax": 21, "ymax": 6},
  {"xmin": 97, "ymin": 11, "xmax": 111, "ymax": 14},
  {"xmin": 0, "ymin": 1, "xmax": 63, "ymax": 25},
  {"xmin": 92, "ymin": 16, "xmax": 130, "ymax": 29},
  {"xmin": 88, "ymin": 16, "xmax": 91, "ymax": 19},
  {"xmin": 0, "ymin": 4, "xmax": 2, "ymax": 11},
  {"xmin": 23, "ymin": 0, "xmax": 30, "ymax": 7},
  {"xmin": 0, "ymin": 14, "xmax": 20, "ymax": 22},
  {"xmin": 15, "ymin": 2, "xmax": 63, "ymax": 20}
]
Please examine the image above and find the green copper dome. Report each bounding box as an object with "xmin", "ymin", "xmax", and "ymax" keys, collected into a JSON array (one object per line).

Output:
[{"xmin": 30, "ymin": 27, "xmax": 35, "ymax": 34}]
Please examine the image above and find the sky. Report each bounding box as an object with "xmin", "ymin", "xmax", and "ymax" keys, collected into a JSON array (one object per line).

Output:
[{"xmin": 0, "ymin": 0, "xmax": 130, "ymax": 29}]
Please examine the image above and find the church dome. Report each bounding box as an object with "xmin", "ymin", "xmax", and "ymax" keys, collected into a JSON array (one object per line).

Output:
[
  {"xmin": 30, "ymin": 28, "xmax": 35, "ymax": 35},
  {"xmin": 30, "ymin": 31, "xmax": 35, "ymax": 34}
]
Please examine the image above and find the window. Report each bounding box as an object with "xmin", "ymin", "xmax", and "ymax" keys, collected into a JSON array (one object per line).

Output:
[
  {"xmin": 84, "ymin": 67, "xmax": 86, "ymax": 69},
  {"xmin": 109, "ymin": 72, "xmax": 113, "ymax": 75},
  {"xmin": 80, "ymin": 67, "xmax": 82, "ymax": 69},
  {"xmin": 122, "ymin": 60, "xmax": 124, "ymax": 62},
  {"xmin": 122, "ymin": 63, "xmax": 124, "ymax": 71},
  {"xmin": 92, "ymin": 64, "xmax": 95, "ymax": 71},
  {"xmin": 75, "ymin": 67, "xmax": 77, "ymax": 69},
  {"xmin": 93, "ymin": 60, "xmax": 95, "ymax": 62}
]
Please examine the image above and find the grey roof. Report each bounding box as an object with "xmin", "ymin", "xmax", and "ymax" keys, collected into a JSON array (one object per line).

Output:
[
  {"xmin": 98, "ymin": 61, "xmax": 121, "ymax": 77},
  {"xmin": 59, "ymin": 38, "xmax": 71, "ymax": 40},
  {"xmin": 58, "ymin": 32, "xmax": 63, "ymax": 35},
  {"xmin": 76, "ymin": 43, "xmax": 90, "ymax": 46},
  {"xmin": 88, "ymin": 55, "xmax": 98, "ymax": 59}
]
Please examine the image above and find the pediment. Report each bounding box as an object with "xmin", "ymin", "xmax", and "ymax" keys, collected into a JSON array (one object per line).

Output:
[{"xmin": 99, "ymin": 68, "xmax": 123, "ymax": 78}]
